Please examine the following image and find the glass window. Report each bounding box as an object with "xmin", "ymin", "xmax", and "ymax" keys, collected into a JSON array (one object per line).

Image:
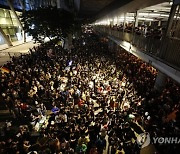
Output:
[
  {"xmin": 0, "ymin": 34, "xmax": 5, "ymax": 45},
  {"xmin": 0, "ymin": 9, "xmax": 5, "ymax": 17}
]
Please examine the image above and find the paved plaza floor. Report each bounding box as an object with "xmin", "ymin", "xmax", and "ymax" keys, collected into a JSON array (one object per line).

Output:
[{"xmin": 0, "ymin": 40, "xmax": 38, "ymax": 66}]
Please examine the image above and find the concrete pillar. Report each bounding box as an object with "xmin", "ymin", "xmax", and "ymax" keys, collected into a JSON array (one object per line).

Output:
[
  {"xmin": 22, "ymin": 31, "xmax": 26, "ymax": 42},
  {"xmin": 165, "ymin": 4, "xmax": 177, "ymax": 37},
  {"xmin": 117, "ymin": 16, "xmax": 120, "ymax": 25},
  {"xmin": 0, "ymin": 27, "xmax": 13, "ymax": 46},
  {"xmin": 158, "ymin": 20, "xmax": 161, "ymax": 26},
  {"xmin": 159, "ymin": 3, "xmax": 178, "ymax": 58},
  {"xmin": 154, "ymin": 71, "xmax": 167, "ymax": 91},
  {"xmin": 113, "ymin": 17, "xmax": 115, "ymax": 25},
  {"xmin": 123, "ymin": 13, "xmax": 127, "ymax": 32},
  {"xmin": 114, "ymin": 16, "xmax": 118, "ymax": 25},
  {"xmin": 135, "ymin": 10, "xmax": 139, "ymax": 27},
  {"xmin": 149, "ymin": 21, "xmax": 152, "ymax": 26}
]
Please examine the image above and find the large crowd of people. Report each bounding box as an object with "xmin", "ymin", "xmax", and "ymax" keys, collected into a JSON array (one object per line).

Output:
[{"xmin": 0, "ymin": 30, "xmax": 179, "ymax": 154}]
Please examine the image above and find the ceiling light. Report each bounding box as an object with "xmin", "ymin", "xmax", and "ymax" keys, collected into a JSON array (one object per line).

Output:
[
  {"xmin": 145, "ymin": 18, "xmax": 154, "ymax": 21},
  {"xmin": 139, "ymin": 13, "xmax": 149, "ymax": 16},
  {"xmin": 126, "ymin": 17, "xmax": 134, "ymax": 19},
  {"xmin": 149, "ymin": 13, "xmax": 160, "ymax": 16},
  {"xmin": 160, "ymin": 14, "xmax": 169, "ymax": 17},
  {"xmin": 138, "ymin": 17, "xmax": 153, "ymax": 21},
  {"xmin": 138, "ymin": 17, "xmax": 146, "ymax": 20},
  {"xmin": 127, "ymin": 19, "xmax": 135, "ymax": 22}
]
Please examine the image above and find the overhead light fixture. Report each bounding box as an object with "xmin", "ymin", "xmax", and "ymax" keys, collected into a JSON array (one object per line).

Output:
[
  {"xmin": 127, "ymin": 19, "xmax": 135, "ymax": 22},
  {"xmin": 138, "ymin": 17, "xmax": 153, "ymax": 21},
  {"xmin": 139, "ymin": 13, "xmax": 149, "ymax": 16},
  {"xmin": 145, "ymin": 18, "xmax": 154, "ymax": 21},
  {"xmin": 126, "ymin": 17, "xmax": 134, "ymax": 19},
  {"xmin": 160, "ymin": 14, "xmax": 169, "ymax": 17},
  {"xmin": 139, "ymin": 13, "xmax": 161, "ymax": 17},
  {"xmin": 149, "ymin": 13, "xmax": 160, "ymax": 16},
  {"xmin": 138, "ymin": 17, "xmax": 146, "ymax": 20}
]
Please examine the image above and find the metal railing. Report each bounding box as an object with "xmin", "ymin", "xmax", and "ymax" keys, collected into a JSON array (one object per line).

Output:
[{"xmin": 95, "ymin": 26, "xmax": 180, "ymax": 69}]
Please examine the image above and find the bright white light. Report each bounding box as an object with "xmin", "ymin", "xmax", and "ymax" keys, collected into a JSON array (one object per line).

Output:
[
  {"xmin": 149, "ymin": 13, "xmax": 160, "ymax": 16},
  {"xmin": 174, "ymin": 16, "xmax": 180, "ymax": 19},
  {"xmin": 138, "ymin": 17, "xmax": 146, "ymax": 20},
  {"xmin": 123, "ymin": 41, "xmax": 131, "ymax": 49},
  {"xmin": 119, "ymin": 16, "xmax": 134, "ymax": 21},
  {"xmin": 139, "ymin": 13, "xmax": 149, "ymax": 16},
  {"xmin": 95, "ymin": 16, "xmax": 136, "ymax": 25},
  {"xmin": 160, "ymin": 14, "xmax": 169, "ymax": 17},
  {"xmin": 138, "ymin": 17, "xmax": 153, "ymax": 21},
  {"xmin": 145, "ymin": 18, "xmax": 154, "ymax": 21},
  {"xmin": 94, "ymin": 20, "xmax": 110, "ymax": 25},
  {"xmin": 126, "ymin": 17, "xmax": 134, "ymax": 19},
  {"xmin": 139, "ymin": 13, "xmax": 160, "ymax": 17}
]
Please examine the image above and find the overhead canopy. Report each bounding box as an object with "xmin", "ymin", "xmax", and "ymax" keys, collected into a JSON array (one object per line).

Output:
[
  {"xmin": 95, "ymin": 1, "xmax": 173, "ymax": 25},
  {"xmin": 0, "ymin": 0, "xmax": 174, "ymax": 22},
  {"xmin": 78, "ymin": 0, "xmax": 132, "ymax": 20}
]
